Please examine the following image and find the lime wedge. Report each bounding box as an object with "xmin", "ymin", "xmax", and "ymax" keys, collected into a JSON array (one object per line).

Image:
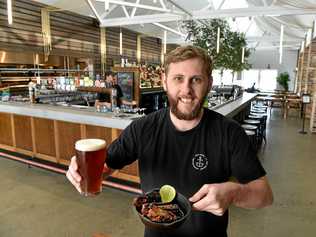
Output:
[{"xmin": 159, "ymin": 185, "xmax": 176, "ymax": 203}]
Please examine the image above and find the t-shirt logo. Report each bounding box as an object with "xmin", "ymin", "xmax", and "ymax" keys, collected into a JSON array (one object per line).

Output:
[{"xmin": 192, "ymin": 154, "xmax": 208, "ymax": 171}]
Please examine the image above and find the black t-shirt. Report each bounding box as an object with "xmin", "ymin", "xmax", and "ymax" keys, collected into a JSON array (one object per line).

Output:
[
  {"xmin": 96, "ymin": 92, "xmax": 110, "ymax": 102},
  {"xmin": 113, "ymin": 84, "xmax": 123, "ymax": 106},
  {"xmin": 107, "ymin": 108, "xmax": 266, "ymax": 237},
  {"xmin": 97, "ymin": 85, "xmax": 123, "ymax": 106}
]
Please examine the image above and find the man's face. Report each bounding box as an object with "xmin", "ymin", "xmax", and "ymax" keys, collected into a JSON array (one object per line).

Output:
[
  {"xmin": 163, "ymin": 58, "xmax": 212, "ymax": 120},
  {"xmin": 106, "ymin": 75, "xmax": 113, "ymax": 83}
]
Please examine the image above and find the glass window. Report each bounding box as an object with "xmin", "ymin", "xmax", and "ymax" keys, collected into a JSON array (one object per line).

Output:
[
  {"xmin": 241, "ymin": 70, "xmax": 259, "ymax": 89},
  {"xmin": 259, "ymin": 70, "xmax": 278, "ymax": 91}
]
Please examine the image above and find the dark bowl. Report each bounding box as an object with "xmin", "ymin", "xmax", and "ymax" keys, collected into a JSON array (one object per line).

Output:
[{"xmin": 134, "ymin": 189, "xmax": 192, "ymax": 230}]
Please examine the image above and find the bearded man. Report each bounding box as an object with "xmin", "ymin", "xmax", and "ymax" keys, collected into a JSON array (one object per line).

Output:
[{"xmin": 67, "ymin": 45, "xmax": 273, "ymax": 237}]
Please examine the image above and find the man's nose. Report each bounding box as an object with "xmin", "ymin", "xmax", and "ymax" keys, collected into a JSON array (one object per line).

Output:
[{"xmin": 180, "ymin": 80, "xmax": 192, "ymax": 94}]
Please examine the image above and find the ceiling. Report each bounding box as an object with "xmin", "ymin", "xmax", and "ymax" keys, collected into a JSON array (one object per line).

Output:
[{"xmin": 34, "ymin": 0, "xmax": 316, "ymax": 51}]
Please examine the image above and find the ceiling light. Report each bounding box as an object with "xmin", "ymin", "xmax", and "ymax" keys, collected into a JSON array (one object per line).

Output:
[
  {"xmin": 163, "ymin": 30, "xmax": 167, "ymax": 54},
  {"xmin": 104, "ymin": 0, "xmax": 109, "ymax": 11},
  {"xmin": 7, "ymin": 0, "xmax": 12, "ymax": 25},
  {"xmin": 120, "ymin": 28, "xmax": 123, "ymax": 56},
  {"xmin": 216, "ymin": 27, "xmax": 220, "ymax": 54},
  {"xmin": 279, "ymin": 24, "xmax": 284, "ymax": 64}
]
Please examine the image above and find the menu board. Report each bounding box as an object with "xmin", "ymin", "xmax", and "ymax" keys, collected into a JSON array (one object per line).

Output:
[{"xmin": 117, "ymin": 72, "xmax": 134, "ymax": 101}]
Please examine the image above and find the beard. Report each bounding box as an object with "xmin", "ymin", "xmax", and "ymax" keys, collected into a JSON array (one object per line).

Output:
[{"xmin": 167, "ymin": 91, "xmax": 208, "ymax": 120}]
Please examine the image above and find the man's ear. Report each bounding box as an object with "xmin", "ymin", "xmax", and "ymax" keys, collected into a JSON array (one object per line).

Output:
[{"xmin": 162, "ymin": 73, "xmax": 167, "ymax": 91}]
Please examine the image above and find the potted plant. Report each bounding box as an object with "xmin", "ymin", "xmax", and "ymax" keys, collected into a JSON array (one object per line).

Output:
[
  {"xmin": 183, "ymin": 19, "xmax": 251, "ymax": 80},
  {"xmin": 276, "ymin": 72, "xmax": 290, "ymax": 91}
]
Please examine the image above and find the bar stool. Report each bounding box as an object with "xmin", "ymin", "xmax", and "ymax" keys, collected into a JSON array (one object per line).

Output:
[
  {"xmin": 243, "ymin": 119, "xmax": 262, "ymax": 148},
  {"xmin": 251, "ymin": 108, "xmax": 266, "ymax": 113},
  {"xmin": 244, "ymin": 129, "xmax": 257, "ymax": 151},
  {"xmin": 247, "ymin": 114, "xmax": 267, "ymax": 144},
  {"xmin": 241, "ymin": 124, "xmax": 258, "ymax": 151}
]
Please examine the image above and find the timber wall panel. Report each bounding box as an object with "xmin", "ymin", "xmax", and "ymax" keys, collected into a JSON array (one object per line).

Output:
[
  {"xmin": 85, "ymin": 125, "xmax": 112, "ymax": 147},
  {"xmin": 0, "ymin": 112, "xmax": 13, "ymax": 146},
  {"xmin": 56, "ymin": 121, "xmax": 81, "ymax": 161},
  {"xmin": 13, "ymin": 115, "xmax": 33, "ymax": 151},
  {"xmin": 34, "ymin": 118, "xmax": 56, "ymax": 157},
  {"xmin": 141, "ymin": 36, "xmax": 162, "ymax": 64},
  {"xmin": 1, "ymin": 0, "xmax": 165, "ymax": 73}
]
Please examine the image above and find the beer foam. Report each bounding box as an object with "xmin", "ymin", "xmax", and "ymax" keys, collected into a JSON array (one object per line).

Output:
[{"xmin": 75, "ymin": 139, "xmax": 106, "ymax": 152}]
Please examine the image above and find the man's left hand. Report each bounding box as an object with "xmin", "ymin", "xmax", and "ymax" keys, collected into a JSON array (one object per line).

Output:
[{"xmin": 189, "ymin": 182, "xmax": 239, "ymax": 216}]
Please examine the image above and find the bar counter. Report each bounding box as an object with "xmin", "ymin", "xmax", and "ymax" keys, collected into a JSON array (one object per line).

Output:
[{"xmin": 0, "ymin": 92, "xmax": 256, "ymax": 185}]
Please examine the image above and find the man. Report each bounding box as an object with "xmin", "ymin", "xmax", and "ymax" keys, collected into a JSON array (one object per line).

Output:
[
  {"xmin": 67, "ymin": 46, "xmax": 273, "ymax": 237},
  {"xmin": 94, "ymin": 71, "xmax": 114, "ymax": 108}
]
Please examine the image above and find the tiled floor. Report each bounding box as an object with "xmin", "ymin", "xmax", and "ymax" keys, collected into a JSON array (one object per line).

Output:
[{"xmin": 0, "ymin": 110, "xmax": 315, "ymax": 237}]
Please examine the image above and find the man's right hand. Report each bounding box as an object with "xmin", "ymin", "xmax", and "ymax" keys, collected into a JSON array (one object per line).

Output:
[{"xmin": 66, "ymin": 156, "xmax": 82, "ymax": 193}]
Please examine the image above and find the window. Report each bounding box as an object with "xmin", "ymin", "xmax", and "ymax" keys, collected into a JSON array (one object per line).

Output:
[
  {"xmin": 241, "ymin": 70, "xmax": 259, "ymax": 89},
  {"xmin": 259, "ymin": 70, "xmax": 278, "ymax": 91}
]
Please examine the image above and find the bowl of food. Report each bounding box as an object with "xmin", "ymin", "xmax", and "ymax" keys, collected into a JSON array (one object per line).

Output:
[{"xmin": 133, "ymin": 185, "xmax": 191, "ymax": 230}]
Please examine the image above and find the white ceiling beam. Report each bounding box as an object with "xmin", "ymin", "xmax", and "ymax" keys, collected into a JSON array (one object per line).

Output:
[
  {"xmin": 152, "ymin": 22, "xmax": 186, "ymax": 36},
  {"xmin": 85, "ymin": 0, "xmax": 102, "ymax": 22},
  {"xmin": 159, "ymin": 0, "xmax": 166, "ymax": 9},
  {"xmin": 100, "ymin": 13, "xmax": 183, "ymax": 26},
  {"xmin": 100, "ymin": 4, "xmax": 118, "ymax": 19},
  {"xmin": 96, "ymin": 0, "xmax": 174, "ymax": 13},
  {"xmin": 262, "ymin": 0, "xmax": 267, "ymax": 7},
  {"xmin": 121, "ymin": 5, "xmax": 130, "ymax": 17},
  {"xmin": 245, "ymin": 17, "xmax": 254, "ymax": 34},
  {"xmin": 100, "ymin": 6, "xmax": 316, "ymax": 26},
  {"xmin": 271, "ymin": 16, "xmax": 309, "ymax": 30},
  {"xmin": 194, "ymin": 6, "xmax": 316, "ymax": 19},
  {"xmin": 246, "ymin": 36, "xmax": 304, "ymax": 42},
  {"xmin": 255, "ymin": 44, "xmax": 301, "ymax": 50},
  {"xmin": 131, "ymin": 0, "xmax": 140, "ymax": 18},
  {"xmin": 217, "ymin": 0, "xmax": 226, "ymax": 10},
  {"xmin": 271, "ymin": 0, "xmax": 278, "ymax": 6}
]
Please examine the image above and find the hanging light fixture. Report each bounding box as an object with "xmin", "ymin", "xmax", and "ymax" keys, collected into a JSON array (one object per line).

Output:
[
  {"xmin": 216, "ymin": 27, "xmax": 220, "ymax": 54},
  {"xmin": 279, "ymin": 24, "xmax": 284, "ymax": 64},
  {"xmin": 7, "ymin": 0, "xmax": 12, "ymax": 25},
  {"xmin": 241, "ymin": 47, "xmax": 245, "ymax": 63},
  {"xmin": 300, "ymin": 40, "xmax": 305, "ymax": 53},
  {"xmin": 120, "ymin": 27, "xmax": 123, "ymax": 56},
  {"xmin": 163, "ymin": 30, "xmax": 167, "ymax": 54},
  {"xmin": 104, "ymin": 0, "xmax": 109, "ymax": 11}
]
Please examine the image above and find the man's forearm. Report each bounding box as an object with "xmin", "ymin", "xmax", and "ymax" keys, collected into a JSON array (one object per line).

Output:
[{"xmin": 231, "ymin": 176, "xmax": 273, "ymax": 209}]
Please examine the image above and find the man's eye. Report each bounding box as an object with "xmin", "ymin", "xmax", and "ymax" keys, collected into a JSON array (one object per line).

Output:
[
  {"xmin": 174, "ymin": 77, "xmax": 183, "ymax": 81},
  {"xmin": 192, "ymin": 77, "xmax": 202, "ymax": 83}
]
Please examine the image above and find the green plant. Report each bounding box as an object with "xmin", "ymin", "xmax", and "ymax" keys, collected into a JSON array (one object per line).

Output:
[
  {"xmin": 183, "ymin": 19, "xmax": 251, "ymax": 77},
  {"xmin": 276, "ymin": 72, "xmax": 290, "ymax": 91}
]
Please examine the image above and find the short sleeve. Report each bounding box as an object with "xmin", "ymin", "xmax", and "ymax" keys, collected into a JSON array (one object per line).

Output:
[
  {"xmin": 106, "ymin": 122, "xmax": 139, "ymax": 169},
  {"xmin": 229, "ymin": 123, "xmax": 266, "ymax": 183}
]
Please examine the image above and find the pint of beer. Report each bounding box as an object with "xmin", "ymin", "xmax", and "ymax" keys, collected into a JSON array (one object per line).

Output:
[{"xmin": 75, "ymin": 139, "xmax": 107, "ymax": 196}]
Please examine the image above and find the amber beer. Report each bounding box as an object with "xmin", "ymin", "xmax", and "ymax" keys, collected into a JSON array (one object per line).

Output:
[{"xmin": 75, "ymin": 139, "xmax": 107, "ymax": 196}]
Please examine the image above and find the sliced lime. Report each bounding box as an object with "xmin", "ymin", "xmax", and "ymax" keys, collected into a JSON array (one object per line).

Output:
[{"xmin": 159, "ymin": 184, "xmax": 176, "ymax": 203}]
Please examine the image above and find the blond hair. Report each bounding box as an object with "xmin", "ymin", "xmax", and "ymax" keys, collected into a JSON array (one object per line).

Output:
[{"xmin": 164, "ymin": 45, "xmax": 213, "ymax": 78}]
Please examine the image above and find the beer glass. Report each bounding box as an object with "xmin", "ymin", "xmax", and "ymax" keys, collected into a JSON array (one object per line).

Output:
[{"xmin": 75, "ymin": 139, "xmax": 107, "ymax": 196}]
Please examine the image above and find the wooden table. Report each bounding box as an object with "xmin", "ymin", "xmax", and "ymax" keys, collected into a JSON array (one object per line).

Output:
[
  {"xmin": 256, "ymin": 95, "xmax": 302, "ymax": 118},
  {"xmin": 284, "ymin": 98, "xmax": 302, "ymax": 119}
]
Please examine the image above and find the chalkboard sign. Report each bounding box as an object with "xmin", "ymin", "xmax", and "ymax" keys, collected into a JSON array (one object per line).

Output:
[{"xmin": 117, "ymin": 72, "xmax": 134, "ymax": 101}]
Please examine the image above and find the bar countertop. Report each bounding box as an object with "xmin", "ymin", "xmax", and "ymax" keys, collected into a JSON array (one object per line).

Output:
[{"xmin": 0, "ymin": 93, "xmax": 256, "ymax": 129}]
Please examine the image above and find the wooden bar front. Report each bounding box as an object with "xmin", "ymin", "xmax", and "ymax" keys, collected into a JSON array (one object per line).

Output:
[{"xmin": 0, "ymin": 112, "xmax": 140, "ymax": 184}]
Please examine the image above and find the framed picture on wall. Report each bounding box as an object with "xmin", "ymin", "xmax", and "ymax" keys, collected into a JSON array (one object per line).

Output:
[{"xmin": 117, "ymin": 72, "xmax": 134, "ymax": 102}]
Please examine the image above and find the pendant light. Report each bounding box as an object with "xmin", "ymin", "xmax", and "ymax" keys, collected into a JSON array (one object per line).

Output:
[
  {"xmin": 7, "ymin": 0, "xmax": 12, "ymax": 25},
  {"xmin": 216, "ymin": 27, "xmax": 220, "ymax": 54},
  {"xmin": 279, "ymin": 24, "xmax": 284, "ymax": 64}
]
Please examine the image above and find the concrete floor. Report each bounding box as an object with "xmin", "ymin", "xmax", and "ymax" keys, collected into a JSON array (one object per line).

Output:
[{"xmin": 0, "ymin": 110, "xmax": 315, "ymax": 237}]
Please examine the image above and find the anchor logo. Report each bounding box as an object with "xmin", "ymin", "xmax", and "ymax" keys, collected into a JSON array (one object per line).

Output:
[{"xmin": 192, "ymin": 154, "xmax": 208, "ymax": 171}]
